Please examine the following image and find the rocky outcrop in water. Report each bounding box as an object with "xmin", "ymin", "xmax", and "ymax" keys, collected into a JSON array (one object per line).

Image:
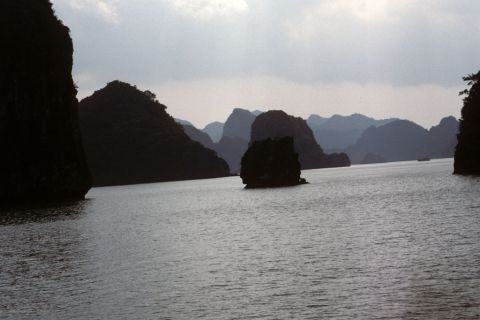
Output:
[
  {"xmin": 0, "ymin": 0, "xmax": 92, "ymax": 204},
  {"xmin": 454, "ymin": 71, "xmax": 480, "ymax": 175},
  {"xmin": 79, "ymin": 81, "xmax": 230, "ymax": 186},
  {"xmin": 250, "ymin": 111, "xmax": 350, "ymax": 169},
  {"xmin": 240, "ymin": 137, "xmax": 306, "ymax": 188}
]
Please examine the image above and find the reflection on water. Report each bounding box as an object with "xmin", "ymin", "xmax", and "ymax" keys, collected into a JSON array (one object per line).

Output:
[
  {"xmin": 0, "ymin": 200, "xmax": 93, "ymax": 317},
  {"xmin": 0, "ymin": 200, "xmax": 89, "ymax": 226},
  {"xmin": 1, "ymin": 159, "xmax": 480, "ymax": 319}
]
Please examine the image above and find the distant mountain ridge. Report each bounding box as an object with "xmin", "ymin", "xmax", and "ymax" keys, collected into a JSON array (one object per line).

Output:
[
  {"xmin": 182, "ymin": 108, "xmax": 259, "ymax": 173},
  {"xmin": 327, "ymin": 117, "xmax": 459, "ymax": 164},
  {"xmin": 315, "ymin": 114, "xmax": 399, "ymax": 131},
  {"xmin": 180, "ymin": 110, "xmax": 458, "ymax": 171},
  {"xmin": 308, "ymin": 113, "xmax": 399, "ymax": 150},
  {"xmin": 202, "ymin": 121, "xmax": 224, "ymax": 143},
  {"xmin": 222, "ymin": 108, "xmax": 257, "ymax": 141}
]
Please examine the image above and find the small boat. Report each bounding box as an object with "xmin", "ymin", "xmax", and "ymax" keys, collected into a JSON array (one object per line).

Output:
[{"xmin": 418, "ymin": 158, "xmax": 430, "ymax": 162}]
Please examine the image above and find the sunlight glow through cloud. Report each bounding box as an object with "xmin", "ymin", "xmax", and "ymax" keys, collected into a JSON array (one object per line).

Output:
[
  {"xmin": 285, "ymin": 0, "xmax": 468, "ymax": 43},
  {"xmin": 62, "ymin": 0, "xmax": 121, "ymax": 24},
  {"xmin": 165, "ymin": 0, "xmax": 248, "ymax": 20}
]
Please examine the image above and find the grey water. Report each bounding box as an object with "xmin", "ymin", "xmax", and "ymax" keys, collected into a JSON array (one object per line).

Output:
[{"xmin": 1, "ymin": 158, "xmax": 480, "ymax": 319}]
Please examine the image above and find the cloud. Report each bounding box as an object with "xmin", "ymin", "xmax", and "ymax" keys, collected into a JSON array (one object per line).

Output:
[
  {"xmin": 282, "ymin": 0, "xmax": 480, "ymax": 85},
  {"xmin": 52, "ymin": 0, "xmax": 477, "ymax": 128},
  {"xmin": 52, "ymin": 0, "xmax": 121, "ymax": 24},
  {"xmin": 285, "ymin": 0, "xmax": 471, "ymax": 43},
  {"xmin": 164, "ymin": 0, "xmax": 248, "ymax": 20}
]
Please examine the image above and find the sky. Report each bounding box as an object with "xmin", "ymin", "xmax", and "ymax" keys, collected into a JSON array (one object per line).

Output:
[{"xmin": 50, "ymin": 0, "xmax": 480, "ymax": 129}]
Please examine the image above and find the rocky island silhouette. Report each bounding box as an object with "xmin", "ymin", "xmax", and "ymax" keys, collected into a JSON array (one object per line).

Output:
[
  {"xmin": 0, "ymin": 0, "xmax": 92, "ymax": 204},
  {"xmin": 78, "ymin": 81, "xmax": 231, "ymax": 187},
  {"xmin": 240, "ymin": 136, "xmax": 307, "ymax": 188}
]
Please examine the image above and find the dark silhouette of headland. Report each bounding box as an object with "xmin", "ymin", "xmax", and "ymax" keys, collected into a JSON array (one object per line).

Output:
[
  {"xmin": 0, "ymin": 0, "xmax": 92, "ymax": 204},
  {"xmin": 78, "ymin": 81, "xmax": 230, "ymax": 186},
  {"xmin": 454, "ymin": 71, "xmax": 480, "ymax": 175},
  {"xmin": 240, "ymin": 136, "xmax": 307, "ymax": 188}
]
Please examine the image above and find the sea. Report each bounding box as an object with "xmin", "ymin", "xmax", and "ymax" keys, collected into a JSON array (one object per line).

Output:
[{"xmin": 1, "ymin": 158, "xmax": 479, "ymax": 319}]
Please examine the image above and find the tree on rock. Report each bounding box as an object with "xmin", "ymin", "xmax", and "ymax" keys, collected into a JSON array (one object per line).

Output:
[
  {"xmin": 454, "ymin": 70, "xmax": 480, "ymax": 175},
  {"xmin": 240, "ymin": 136, "xmax": 307, "ymax": 188}
]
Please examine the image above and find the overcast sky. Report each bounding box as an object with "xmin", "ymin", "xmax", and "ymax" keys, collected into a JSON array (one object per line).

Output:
[{"xmin": 51, "ymin": 0, "xmax": 479, "ymax": 129}]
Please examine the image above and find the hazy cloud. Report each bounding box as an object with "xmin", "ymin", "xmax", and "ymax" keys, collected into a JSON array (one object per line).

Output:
[
  {"xmin": 165, "ymin": 0, "xmax": 248, "ymax": 20},
  {"xmin": 49, "ymin": 0, "xmax": 479, "ymax": 127},
  {"xmin": 61, "ymin": 0, "xmax": 121, "ymax": 24}
]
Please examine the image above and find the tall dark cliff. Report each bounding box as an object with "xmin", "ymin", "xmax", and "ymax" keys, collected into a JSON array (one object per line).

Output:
[
  {"xmin": 79, "ymin": 81, "xmax": 230, "ymax": 186},
  {"xmin": 250, "ymin": 111, "xmax": 350, "ymax": 169},
  {"xmin": 0, "ymin": 0, "xmax": 92, "ymax": 204},
  {"xmin": 454, "ymin": 71, "xmax": 480, "ymax": 175}
]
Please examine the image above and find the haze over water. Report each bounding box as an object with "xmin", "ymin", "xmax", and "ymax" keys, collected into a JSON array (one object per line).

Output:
[{"xmin": 1, "ymin": 159, "xmax": 479, "ymax": 319}]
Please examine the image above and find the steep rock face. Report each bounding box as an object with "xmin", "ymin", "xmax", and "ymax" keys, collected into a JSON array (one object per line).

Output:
[
  {"xmin": 317, "ymin": 114, "xmax": 398, "ymax": 132},
  {"xmin": 313, "ymin": 129, "xmax": 363, "ymax": 149},
  {"xmin": 182, "ymin": 124, "xmax": 216, "ymax": 150},
  {"xmin": 0, "ymin": 0, "xmax": 92, "ymax": 204},
  {"xmin": 250, "ymin": 111, "xmax": 350, "ymax": 169},
  {"xmin": 309, "ymin": 114, "xmax": 398, "ymax": 150},
  {"xmin": 334, "ymin": 118, "xmax": 458, "ymax": 164},
  {"xmin": 306, "ymin": 114, "xmax": 328, "ymax": 130},
  {"xmin": 340, "ymin": 120, "xmax": 429, "ymax": 164},
  {"xmin": 202, "ymin": 121, "xmax": 224, "ymax": 143},
  {"xmin": 409, "ymin": 116, "xmax": 458, "ymax": 160},
  {"xmin": 222, "ymin": 108, "xmax": 257, "ymax": 141},
  {"xmin": 79, "ymin": 81, "xmax": 230, "ymax": 186},
  {"xmin": 454, "ymin": 71, "xmax": 480, "ymax": 175},
  {"xmin": 213, "ymin": 136, "xmax": 249, "ymax": 174},
  {"xmin": 182, "ymin": 123, "xmax": 246, "ymax": 174},
  {"xmin": 240, "ymin": 137, "xmax": 304, "ymax": 188}
]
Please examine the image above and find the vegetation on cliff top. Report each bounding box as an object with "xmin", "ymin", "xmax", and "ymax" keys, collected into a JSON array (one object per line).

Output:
[
  {"xmin": 454, "ymin": 71, "xmax": 480, "ymax": 175},
  {"xmin": 79, "ymin": 81, "xmax": 230, "ymax": 186}
]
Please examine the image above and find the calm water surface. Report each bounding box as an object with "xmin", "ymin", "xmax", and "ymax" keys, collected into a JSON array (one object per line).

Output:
[{"xmin": 1, "ymin": 159, "xmax": 480, "ymax": 319}]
